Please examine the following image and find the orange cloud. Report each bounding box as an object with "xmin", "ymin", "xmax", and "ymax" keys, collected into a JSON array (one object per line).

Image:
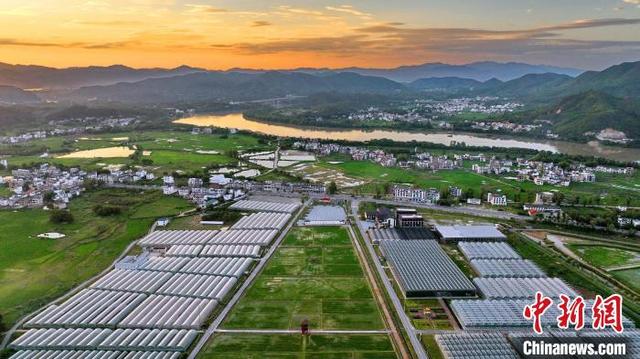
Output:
[{"xmin": 0, "ymin": 0, "xmax": 638, "ymax": 70}]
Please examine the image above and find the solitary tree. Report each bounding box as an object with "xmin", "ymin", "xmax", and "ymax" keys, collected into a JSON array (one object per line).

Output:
[{"xmin": 327, "ymin": 181, "xmax": 338, "ymax": 195}]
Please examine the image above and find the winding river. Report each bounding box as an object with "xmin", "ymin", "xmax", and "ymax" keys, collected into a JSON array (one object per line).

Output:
[{"xmin": 174, "ymin": 113, "xmax": 640, "ymax": 161}]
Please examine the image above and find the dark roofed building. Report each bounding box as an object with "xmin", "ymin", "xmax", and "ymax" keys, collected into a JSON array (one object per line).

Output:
[
  {"xmin": 368, "ymin": 227, "xmax": 436, "ymax": 244},
  {"xmin": 380, "ymin": 240, "xmax": 476, "ymax": 298},
  {"xmin": 396, "ymin": 208, "xmax": 424, "ymax": 228}
]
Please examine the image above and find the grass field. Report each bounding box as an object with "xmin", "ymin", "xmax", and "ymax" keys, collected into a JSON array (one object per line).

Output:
[
  {"xmin": 198, "ymin": 333, "xmax": 397, "ymax": 359},
  {"xmin": 223, "ymin": 226, "xmax": 385, "ymax": 330},
  {"xmin": 566, "ymin": 245, "xmax": 640, "ymax": 269},
  {"xmin": 0, "ymin": 186, "xmax": 11, "ymax": 197},
  {"xmin": 612, "ymin": 269, "xmax": 640, "ymax": 292},
  {"xmin": 0, "ymin": 189, "xmax": 192, "ymax": 330}
]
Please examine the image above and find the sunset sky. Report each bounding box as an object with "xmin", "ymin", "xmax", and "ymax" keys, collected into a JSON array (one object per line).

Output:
[{"xmin": 1, "ymin": 0, "xmax": 639, "ymax": 70}]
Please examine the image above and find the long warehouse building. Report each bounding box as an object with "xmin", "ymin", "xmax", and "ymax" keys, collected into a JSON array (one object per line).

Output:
[
  {"xmin": 229, "ymin": 199, "xmax": 300, "ymax": 213},
  {"xmin": 434, "ymin": 225, "xmax": 507, "ymax": 243},
  {"xmin": 450, "ymin": 299, "xmax": 635, "ymax": 330},
  {"xmin": 10, "ymin": 351, "xmax": 182, "ymax": 359}
]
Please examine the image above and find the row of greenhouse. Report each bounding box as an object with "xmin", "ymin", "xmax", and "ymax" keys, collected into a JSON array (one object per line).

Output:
[
  {"xmin": 229, "ymin": 199, "xmax": 300, "ymax": 213},
  {"xmin": 11, "ymin": 199, "xmax": 299, "ymax": 357},
  {"xmin": 139, "ymin": 229, "xmax": 277, "ymax": 248},
  {"xmin": 435, "ymin": 330, "xmax": 640, "ymax": 359}
]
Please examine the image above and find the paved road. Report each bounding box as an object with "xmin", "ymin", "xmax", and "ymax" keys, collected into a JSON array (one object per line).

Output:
[
  {"xmin": 216, "ymin": 329, "xmax": 391, "ymax": 334},
  {"xmin": 187, "ymin": 201, "xmax": 309, "ymax": 359},
  {"xmin": 347, "ymin": 224, "xmax": 410, "ymax": 359},
  {"xmin": 260, "ymin": 192, "xmax": 528, "ymax": 221},
  {"xmin": 365, "ymin": 198, "xmax": 528, "ymax": 221},
  {"xmin": 438, "ymin": 298, "xmax": 460, "ymax": 331},
  {"xmin": 415, "ymin": 329, "xmax": 458, "ymax": 335},
  {"xmin": 607, "ymin": 263, "xmax": 640, "ymax": 272},
  {"xmin": 520, "ymin": 231, "xmax": 582, "ymax": 262},
  {"xmin": 350, "ymin": 200, "xmax": 429, "ymax": 359}
]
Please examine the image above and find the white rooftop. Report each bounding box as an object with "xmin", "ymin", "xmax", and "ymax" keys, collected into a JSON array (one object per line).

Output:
[{"xmin": 436, "ymin": 225, "xmax": 506, "ymax": 240}]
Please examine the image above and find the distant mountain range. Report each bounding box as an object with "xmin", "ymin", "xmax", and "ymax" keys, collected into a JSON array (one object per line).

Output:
[
  {"xmin": 61, "ymin": 60, "xmax": 639, "ymax": 104},
  {"xmin": 410, "ymin": 61, "xmax": 640, "ymax": 99},
  {"xmin": 408, "ymin": 74, "xmax": 577, "ymax": 98},
  {"xmin": 330, "ymin": 61, "xmax": 584, "ymax": 82},
  {"xmin": 67, "ymin": 71, "xmax": 407, "ymax": 103},
  {"xmin": 0, "ymin": 61, "xmax": 583, "ymax": 90},
  {"xmin": 0, "ymin": 63, "xmax": 203, "ymax": 89}
]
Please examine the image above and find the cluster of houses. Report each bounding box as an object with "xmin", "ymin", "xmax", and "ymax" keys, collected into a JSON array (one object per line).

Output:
[
  {"xmin": 392, "ymin": 184, "xmax": 569, "ymax": 220},
  {"xmin": 618, "ymin": 217, "xmax": 640, "ymax": 229},
  {"xmin": 0, "ymin": 117, "xmax": 139, "ymax": 145},
  {"xmin": 473, "ymin": 159, "xmax": 599, "ymax": 187},
  {"xmin": 391, "ymin": 185, "xmax": 501, "ymax": 207},
  {"xmin": 293, "ymin": 141, "xmax": 401, "ymax": 168},
  {"xmin": 190, "ymin": 127, "xmax": 217, "ymax": 135},
  {"xmin": 351, "ymin": 148, "xmax": 397, "ymax": 167},
  {"xmin": 323, "ymin": 97, "xmax": 522, "ymax": 128},
  {"xmin": 392, "ymin": 185, "xmax": 442, "ymax": 204},
  {"xmin": 87, "ymin": 168, "xmax": 156, "ymax": 184},
  {"xmin": 593, "ymin": 166, "xmax": 635, "ymax": 175},
  {"xmin": 0, "ymin": 156, "xmax": 326, "ymax": 211},
  {"xmin": 293, "ymin": 141, "xmax": 463, "ymax": 171},
  {"xmin": 87, "ymin": 164, "xmax": 324, "ymax": 209},
  {"xmin": 50, "ymin": 116, "xmax": 138, "ymax": 129},
  {"xmin": 161, "ymin": 175, "xmax": 246, "ymax": 208},
  {"xmin": 414, "ymin": 152, "xmax": 462, "ymax": 171},
  {"xmin": 471, "ymin": 121, "xmax": 541, "ymax": 133},
  {"xmin": 347, "ymin": 107, "xmax": 426, "ymax": 123},
  {"xmin": 0, "ymin": 164, "xmax": 86, "ymax": 209},
  {"xmin": 514, "ymin": 162, "xmax": 596, "ymax": 187},
  {"xmin": 416, "ymin": 97, "xmax": 522, "ymax": 115},
  {"xmin": 161, "ymin": 174, "xmax": 325, "ymax": 208},
  {"xmin": 0, "ymin": 130, "xmax": 48, "ymax": 144}
]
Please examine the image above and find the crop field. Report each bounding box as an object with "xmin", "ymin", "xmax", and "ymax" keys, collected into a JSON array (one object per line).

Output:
[
  {"xmin": 199, "ymin": 333, "xmax": 396, "ymax": 359},
  {"xmin": 0, "ymin": 189, "xmax": 192, "ymax": 330},
  {"xmin": 223, "ymin": 226, "xmax": 385, "ymax": 330}
]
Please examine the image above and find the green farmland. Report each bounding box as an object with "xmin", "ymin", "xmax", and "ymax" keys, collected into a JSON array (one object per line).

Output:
[
  {"xmin": 223, "ymin": 226, "xmax": 385, "ymax": 330},
  {"xmin": 199, "ymin": 333, "xmax": 396, "ymax": 359},
  {"xmin": 612, "ymin": 269, "xmax": 640, "ymax": 292},
  {"xmin": 566, "ymin": 244, "xmax": 640, "ymax": 269},
  {"xmin": 0, "ymin": 189, "xmax": 192, "ymax": 330}
]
